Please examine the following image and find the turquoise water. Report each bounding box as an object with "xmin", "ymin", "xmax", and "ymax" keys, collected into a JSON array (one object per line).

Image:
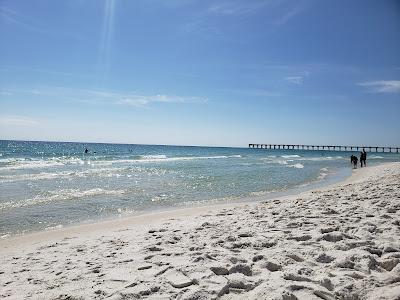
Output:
[{"xmin": 0, "ymin": 140, "xmax": 399, "ymax": 236}]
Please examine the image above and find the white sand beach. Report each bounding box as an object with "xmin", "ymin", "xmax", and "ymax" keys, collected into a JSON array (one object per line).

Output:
[{"xmin": 1, "ymin": 162, "xmax": 399, "ymax": 300}]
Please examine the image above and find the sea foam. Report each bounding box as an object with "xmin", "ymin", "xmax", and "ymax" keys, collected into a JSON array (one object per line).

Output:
[
  {"xmin": 0, "ymin": 188, "xmax": 126, "ymax": 210},
  {"xmin": 288, "ymin": 163, "xmax": 304, "ymax": 169},
  {"xmin": 281, "ymin": 155, "xmax": 301, "ymax": 158}
]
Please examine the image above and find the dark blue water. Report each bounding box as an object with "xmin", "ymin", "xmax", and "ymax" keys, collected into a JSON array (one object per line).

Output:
[{"xmin": 0, "ymin": 140, "xmax": 398, "ymax": 236}]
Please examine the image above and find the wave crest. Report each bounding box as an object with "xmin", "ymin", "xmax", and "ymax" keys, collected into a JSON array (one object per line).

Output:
[{"xmin": 0, "ymin": 188, "xmax": 125, "ymax": 210}]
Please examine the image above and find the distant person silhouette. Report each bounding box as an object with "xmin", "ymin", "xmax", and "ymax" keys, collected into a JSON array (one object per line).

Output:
[
  {"xmin": 350, "ymin": 155, "xmax": 358, "ymax": 168},
  {"xmin": 360, "ymin": 149, "xmax": 367, "ymax": 167},
  {"xmin": 353, "ymin": 155, "xmax": 358, "ymax": 168},
  {"xmin": 85, "ymin": 148, "xmax": 88, "ymax": 154}
]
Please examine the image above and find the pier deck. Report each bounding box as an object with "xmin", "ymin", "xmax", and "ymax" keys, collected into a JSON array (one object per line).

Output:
[{"xmin": 248, "ymin": 144, "xmax": 399, "ymax": 153}]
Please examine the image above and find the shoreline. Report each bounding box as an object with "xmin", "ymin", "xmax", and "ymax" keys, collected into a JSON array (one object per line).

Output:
[
  {"xmin": 1, "ymin": 162, "xmax": 399, "ymax": 299},
  {"xmin": 0, "ymin": 146, "xmax": 363, "ymax": 238},
  {"xmin": 1, "ymin": 164, "xmax": 352, "ymax": 248}
]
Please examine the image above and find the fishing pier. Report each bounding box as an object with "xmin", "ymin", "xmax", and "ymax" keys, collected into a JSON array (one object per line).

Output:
[{"xmin": 249, "ymin": 144, "xmax": 399, "ymax": 153}]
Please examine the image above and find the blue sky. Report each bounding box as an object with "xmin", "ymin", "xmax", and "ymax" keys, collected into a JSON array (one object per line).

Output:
[{"xmin": 0, "ymin": 0, "xmax": 399, "ymax": 147}]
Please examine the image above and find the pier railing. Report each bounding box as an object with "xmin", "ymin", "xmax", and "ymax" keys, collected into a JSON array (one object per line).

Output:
[{"xmin": 248, "ymin": 144, "xmax": 399, "ymax": 153}]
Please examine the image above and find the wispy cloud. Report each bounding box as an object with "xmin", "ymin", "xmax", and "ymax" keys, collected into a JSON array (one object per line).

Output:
[
  {"xmin": 208, "ymin": 0, "xmax": 269, "ymax": 16},
  {"xmin": 246, "ymin": 61, "xmax": 359, "ymax": 74},
  {"xmin": 79, "ymin": 89, "xmax": 208, "ymax": 107},
  {"xmin": 5, "ymin": 87, "xmax": 208, "ymax": 108},
  {"xmin": 117, "ymin": 94, "xmax": 207, "ymax": 107},
  {"xmin": 0, "ymin": 6, "xmax": 82, "ymax": 40},
  {"xmin": 0, "ymin": 6, "xmax": 42, "ymax": 33},
  {"xmin": 0, "ymin": 116, "xmax": 40, "ymax": 127},
  {"xmin": 206, "ymin": 0, "xmax": 309, "ymax": 26},
  {"xmin": 284, "ymin": 76, "xmax": 303, "ymax": 85},
  {"xmin": 181, "ymin": 1, "xmax": 311, "ymax": 39},
  {"xmin": 284, "ymin": 71, "xmax": 309, "ymax": 85},
  {"xmin": 358, "ymin": 80, "xmax": 400, "ymax": 93},
  {"xmin": 273, "ymin": 3, "xmax": 308, "ymax": 26},
  {"xmin": 222, "ymin": 88, "xmax": 282, "ymax": 98},
  {"xmin": 84, "ymin": 90, "xmax": 207, "ymax": 107},
  {"xmin": 0, "ymin": 90, "xmax": 13, "ymax": 96}
]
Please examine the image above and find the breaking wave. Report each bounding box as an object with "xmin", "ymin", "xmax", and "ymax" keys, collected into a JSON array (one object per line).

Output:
[
  {"xmin": 0, "ymin": 154, "xmax": 244, "ymax": 170},
  {"xmin": 281, "ymin": 155, "xmax": 301, "ymax": 158},
  {"xmin": 0, "ymin": 188, "xmax": 126, "ymax": 210}
]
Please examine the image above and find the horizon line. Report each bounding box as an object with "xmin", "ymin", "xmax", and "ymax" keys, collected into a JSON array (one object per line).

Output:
[
  {"xmin": 1, "ymin": 138, "xmax": 399, "ymax": 149},
  {"xmin": 0, "ymin": 138, "xmax": 247, "ymax": 149}
]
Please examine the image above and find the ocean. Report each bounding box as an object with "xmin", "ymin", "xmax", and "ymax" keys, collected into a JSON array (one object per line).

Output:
[{"xmin": 0, "ymin": 140, "xmax": 398, "ymax": 236}]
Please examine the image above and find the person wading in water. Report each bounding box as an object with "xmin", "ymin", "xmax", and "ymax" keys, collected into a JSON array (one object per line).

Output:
[
  {"xmin": 351, "ymin": 155, "xmax": 358, "ymax": 169},
  {"xmin": 360, "ymin": 149, "xmax": 367, "ymax": 167}
]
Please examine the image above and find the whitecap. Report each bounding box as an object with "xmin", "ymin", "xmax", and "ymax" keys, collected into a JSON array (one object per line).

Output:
[
  {"xmin": 296, "ymin": 156, "xmax": 345, "ymax": 162},
  {"xmin": 112, "ymin": 155, "xmax": 240, "ymax": 163},
  {"xmin": 318, "ymin": 172, "xmax": 328, "ymax": 180},
  {"xmin": 0, "ymin": 157, "xmax": 24, "ymax": 163},
  {"xmin": 0, "ymin": 156, "xmax": 95, "ymax": 170},
  {"xmin": 281, "ymin": 155, "xmax": 301, "ymax": 158},
  {"xmin": 249, "ymin": 190, "xmax": 269, "ymax": 197},
  {"xmin": 45, "ymin": 224, "xmax": 63, "ymax": 231},
  {"xmin": 0, "ymin": 160, "xmax": 65, "ymax": 170},
  {"xmin": 115, "ymin": 207, "xmax": 135, "ymax": 215},
  {"xmin": 288, "ymin": 163, "xmax": 304, "ymax": 169},
  {"xmin": 139, "ymin": 154, "xmax": 167, "ymax": 160}
]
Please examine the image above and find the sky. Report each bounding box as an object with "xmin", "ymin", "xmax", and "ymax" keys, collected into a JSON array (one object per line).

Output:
[{"xmin": 0, "ymin": 0, "xmax": 399, "ymax": 147}]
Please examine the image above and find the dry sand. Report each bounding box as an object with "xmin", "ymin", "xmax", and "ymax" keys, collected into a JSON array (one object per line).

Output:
[{"xmin": 1, "ymin": 162, "xmax": 400, "ymax": 300}]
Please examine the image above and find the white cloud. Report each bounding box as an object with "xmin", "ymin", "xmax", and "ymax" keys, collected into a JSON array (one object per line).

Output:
[
  {"xmin": 285, "ymin": 76, "xmax": 304, "ymax": 85},
  {"xmin": 0, "ymin": 116, "xmax": 40, "ymax": 127},
  {"xmin": 358, "ymin": 80, "xmax": 400, "ymax": 93}
]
